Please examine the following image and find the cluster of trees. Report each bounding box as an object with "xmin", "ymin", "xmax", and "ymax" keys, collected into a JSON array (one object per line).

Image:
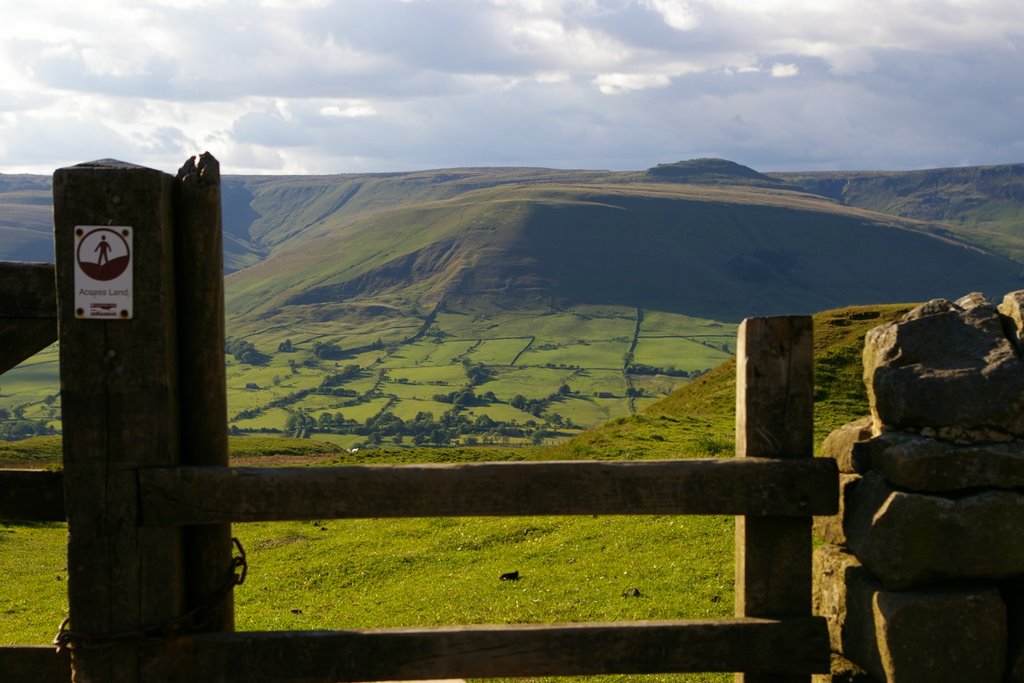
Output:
[
  {"xmin": 432, "ymin": 387, "xmax": 498, "ymax": 406},
  {"xmin": 0, "ymin": 406, "xmax": 57, "ymax": 440},
  {"xmin": 462, "ymin": 360, "xmax": 494, "ymax": 386},
  {"xmin": 626, "ymin": 363, "xmax": 693, "ymax": 377},
  {"xmin": 226, "ymin": 338, "xmax": 270, "ymax": 365},
  {"xmin": 509, "ymin": 383, "xmax": 572, "ymax": 417},
  {"xmin": 283, "ymin": 407, "xmax": 562, "ymax": 446}
]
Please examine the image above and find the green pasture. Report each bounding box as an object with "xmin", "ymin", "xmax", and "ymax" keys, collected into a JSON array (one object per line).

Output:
[
  {"xmin": 640, "ymin": 311, "xmax": 735, "ymax": 337},
  {"xmin": 422, "ymin": 339, "xmax": 481, "ymax": 366},
  {"xmin": 0, "ymin": 522, "xmax": 69, "ymax": 645},
  {"xmin": 483, "ymin": 367, "xmax": 579, "ymax": 401},
  {"xmin": 385, "ymin": 364, "xmax": 466, "ymax": 385},
  {"xmin": 460, "ymin": 402, "xmax": 536, "ymax": 424},
  {"xmin": 520, "ymin": 340, "xmax": 631, "ymax": 370},
  {"xmin": 466, "ymin": 337, "xmax": 532, "ymax": 366},
  {"xmin": 334, "ymin": 397, "xmax": 391, "ymax": 422},
  {"xmin": 563, "ymin": 369, "xmax": 626, "ymax": 396},
  {"xmin": 231, "ymin": 514, "xmax": 733, "ymax": 630},
  {"xmin": 231, "ymin": 407, "xmax": 292, "ymax": 432},
  {"xmin": 387, "ymin": 398, "xmax": 460, "ymax": 421},
  {"xmin": 289, "ymin": 393, "xmax": 356, "ymax": 414},
  {"xmin": 632, "ymin": 337, "xmax": 732, "ymax": 373},
  {"xmin": 380, "ymin": 381, "xmax": 440, "ymax": 401},
  {"xmin": 459, "ymin": 307, "xmax": 636, "ymax": 341},
  {"xmin": 554, "ymin": 396, "xmax": 633, "ymax": 426},
  {"xmin": 0, "ymin": 346, "xmax": 59, "ymax": 409},
  {"xmin": 309, "ymin": 433, "xmax": 364, "ymax": 449},
  {"xmin": 629, "ymin": 373, "xmax": 689, "ymax": 398},
  {"xmin": 227, "ymin": 387, "xmax": 289, "ymax": 415},
  {"xmin": 377, "ymin": 340, "xmax": 437, "ymax": 366}
]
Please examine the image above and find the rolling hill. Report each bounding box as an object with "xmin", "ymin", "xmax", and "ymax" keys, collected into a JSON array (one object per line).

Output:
[{"xmin": 3, "ymin": 158, "xmax": 1024, "ymax": 440}]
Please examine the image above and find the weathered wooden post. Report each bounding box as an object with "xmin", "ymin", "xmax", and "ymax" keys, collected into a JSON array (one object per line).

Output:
[
  {"xmin": 174, "ymin": 152, "xmax": 233, "ymax": 631},
  {"xmin": 54, "ymin": 160, "xmax": 184, "ymax": 681},
  {"xmin": 734, "ymin": 316, "xmax": 814, "ymax": 683}
]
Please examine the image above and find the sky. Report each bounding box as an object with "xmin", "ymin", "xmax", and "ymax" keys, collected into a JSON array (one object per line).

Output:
[{"xmin": 1, "ymin": 0, "xmax": 1022, "ymax": 176}]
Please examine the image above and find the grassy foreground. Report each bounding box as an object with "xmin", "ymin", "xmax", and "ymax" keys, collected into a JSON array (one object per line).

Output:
[{"xmin": 0, "ymin": 303, "xmax": 912, "ymax": 682}]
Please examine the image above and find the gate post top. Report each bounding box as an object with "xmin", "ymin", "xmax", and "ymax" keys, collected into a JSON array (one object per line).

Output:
[{"xmin": 60, "ymin": 159, "xmax": 153, "ymax": 171}]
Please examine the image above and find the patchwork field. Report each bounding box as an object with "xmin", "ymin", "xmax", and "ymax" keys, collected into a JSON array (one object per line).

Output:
[{"xmin": 2, "ymin": 307, "xmax": 737, "ymax": 447}]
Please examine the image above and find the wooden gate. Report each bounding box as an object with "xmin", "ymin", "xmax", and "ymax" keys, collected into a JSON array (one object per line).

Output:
[{"xmin": 0, "ymin": 156, "xmax": 836, "ymax": 683}]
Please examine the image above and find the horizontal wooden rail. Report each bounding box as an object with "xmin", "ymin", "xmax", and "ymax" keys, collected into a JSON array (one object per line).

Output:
[
  {"xmin": 0, "ymin": 469, "xmax": 66, "ymax": 521},
  {"xmin": 0, "ymin": 262, "xmax": 57, "ymax": 374},
  {"xmin": 0, "ymin": 646, "xmax": 70, "ymax": 683},
  {"xmin": 143, "ymin": 618, "xmax": 830, "ymax": 681},
  {"xmin": 0, "ymin": 263, "xmax": 56, "ymax": 319},
  {"xmin": 139, "ymin": 458, "xmax": 838, "ymax": 524}
]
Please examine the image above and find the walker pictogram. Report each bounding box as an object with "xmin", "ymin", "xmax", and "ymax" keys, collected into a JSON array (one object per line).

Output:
[
  {"xmin": 76, "ymin": 227, "xmax": 131, "ymax": 281},
  {"xmin": 74, "ymin": 226, "xmax": 133, "ymax": 319}
]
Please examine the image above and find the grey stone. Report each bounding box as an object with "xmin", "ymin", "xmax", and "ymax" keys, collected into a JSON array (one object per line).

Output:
[
  {"xmin": 814, "ymin": 544, "xmax": 882, "ymax": 672},
  {"xmin": 874, "ymin": 437, "xmax": 1024, "ymax": 491},
  {"xmin": 820, "ymin": 418, "xmax": 917, "ymax": 474},
  {"xmin": 814, "ymin": 545, "xmax": 1006, "ymax": 683},
  {"xmin": 821, "ymin": 417, "xmax": 875, "ymax": 473},
  {"xmin": 814, "ymin": 473, "xmax": 861, "ymax": 546},
  {"xmin": 862, "ymin": 296, "xmax": 1024, "ymax": 437},
  {"xmin": 998, "ymin": 290, "xmax": 1024, "ymax": 354},
  {"xmin": 873, "ymin": 585, "xmax": 1006, "ymax": 683},
  {"xmin": 845, "ymin": 472, "xmax": 1024, "ymax": 588},
  {"xmin": 955, "ymin": 291, "xmax": 990, "ymax": 310},
  {"xmin": 812, "ymin": 654, "xmax": 881, "ymax": 683}
]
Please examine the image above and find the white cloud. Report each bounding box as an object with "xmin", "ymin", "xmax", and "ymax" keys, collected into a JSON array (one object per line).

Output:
[
  {"xmin": 593, "ymin": 72, "xmax": 673, "ymax": 95},
  {"xmin": 643, "ymin": 0, "xmax": 701, "ymax": 31},
  {"xmin": 770, "ymin": 63, "xmax": 799, "ymax": 78},
  {"xmin": 320, "ymin": 103, "xmax": 377, "ymax": 118}
]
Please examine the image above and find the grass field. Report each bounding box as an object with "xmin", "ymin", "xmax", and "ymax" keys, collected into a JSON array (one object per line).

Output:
[{"xmin": 0, "ymin": 302, "xmax": 913, "ymax": 683}]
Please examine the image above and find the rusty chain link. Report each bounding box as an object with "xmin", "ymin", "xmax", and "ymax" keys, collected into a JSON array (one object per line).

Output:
[{"xmin": 54, "ymin": 536, "xmax": 247, "ymax": 653}]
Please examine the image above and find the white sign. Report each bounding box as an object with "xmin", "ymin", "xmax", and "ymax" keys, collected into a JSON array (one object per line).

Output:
[{"xmin": 74, "ymin": 226, "xmax": 133, "ymax": 319}]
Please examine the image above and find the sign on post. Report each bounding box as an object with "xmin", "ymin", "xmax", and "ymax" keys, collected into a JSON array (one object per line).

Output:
[{"xmin": 74, "ymin": 225, "xmax": 133, "ymax": 319}]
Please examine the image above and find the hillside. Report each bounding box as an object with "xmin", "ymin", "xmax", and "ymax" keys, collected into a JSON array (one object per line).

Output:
[
  {"xmin": 548, "ymin": 302, "xmax": 914, "ymax": 461},
  {"xmin": 775, "ymin": 163, "xmax": 1024, "ymax": 262},
  {"xmin": 223, "ymin": 174, "xmax": 1022, "ymax": 328}
]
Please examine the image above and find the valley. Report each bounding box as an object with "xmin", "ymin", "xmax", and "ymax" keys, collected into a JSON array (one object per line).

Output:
[{"xmin": 2, "ymin": 158, "xmax": 1024, "ymax": 445}]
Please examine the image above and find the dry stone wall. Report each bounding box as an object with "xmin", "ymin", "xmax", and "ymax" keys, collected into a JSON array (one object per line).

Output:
[{"xmin": 814, "ymin": 291, "xmax": 1024, "ymax": 683}]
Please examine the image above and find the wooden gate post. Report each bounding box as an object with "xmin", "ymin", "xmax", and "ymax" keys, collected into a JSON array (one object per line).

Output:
[
  {"xmin": 734, "ymin": 315, "xmax": 814, "ymax": 683},
  {"xmin": 174, "ymin": 152, "xmax": 233, "ymax": 631},
  {"xmin": 54, "ymin": 160, "xmax": 184, "ymax": 682}
]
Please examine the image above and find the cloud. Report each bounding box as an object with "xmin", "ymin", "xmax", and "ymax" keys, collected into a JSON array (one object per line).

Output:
[
  {"xmin": 594, "ymin": 72, "xmax": 673, "ymax": 95},
  {"xmin": 770, "ymin": 63, "xmax": 799, "ymax": 78},
  {"xmin": 0, "ymin": 1, "xmax": 1022, "ymax": 174}
]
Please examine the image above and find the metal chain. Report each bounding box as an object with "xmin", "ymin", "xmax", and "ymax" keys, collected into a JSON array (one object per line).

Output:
[{"xmin": 54, "ymin": 537, "xmax": 247, "ymax": 653}]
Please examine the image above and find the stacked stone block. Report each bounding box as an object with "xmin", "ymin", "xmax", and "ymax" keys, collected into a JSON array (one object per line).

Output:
[{"xmin": 813, "ymin": 292, "xmax": 1024, "ymax": 683}]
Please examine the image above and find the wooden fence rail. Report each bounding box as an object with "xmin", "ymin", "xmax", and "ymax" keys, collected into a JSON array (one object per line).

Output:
[
  {"xmin": 0, "ymin": 156, "xmax": 834, "ymax": 683},
  {"xmin": 0, "ymin": 262, "xmax": 57, "ymax": 374},
  {"xmin": 1, "ymin": 456, "xmax": 836, "ymax": 523}
]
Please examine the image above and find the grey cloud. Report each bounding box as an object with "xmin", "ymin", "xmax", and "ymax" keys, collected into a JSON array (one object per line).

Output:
[{"xmin": 2, "ymin": 1, "xmax": 1023, "ymax": 174}]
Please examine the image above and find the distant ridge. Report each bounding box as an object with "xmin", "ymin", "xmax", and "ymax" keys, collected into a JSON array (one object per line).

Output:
[
  {"xmin": 3, "ymin": 160, "xmax": 1024, "ymax": 329},
  {"xmin": 645, "ymin": 158, "xmax": 787, "ymax": 188}
]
